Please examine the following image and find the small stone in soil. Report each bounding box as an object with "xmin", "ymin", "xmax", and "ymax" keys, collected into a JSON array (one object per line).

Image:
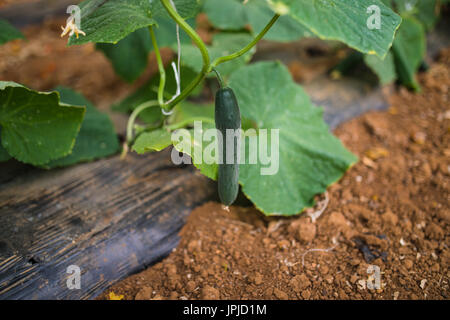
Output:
[
  {"xmin": 292, "ymin": 219, "xmax": 316, "ymax": 242},
  {"xmin": 274, "ymin": 288, "xmax": 289, "ymax": 300}
]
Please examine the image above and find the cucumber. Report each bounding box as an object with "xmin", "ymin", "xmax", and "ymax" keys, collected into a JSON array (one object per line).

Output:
[{"xmin": 215, "ymin": 87, "xmax": 241, "ymax": 206}]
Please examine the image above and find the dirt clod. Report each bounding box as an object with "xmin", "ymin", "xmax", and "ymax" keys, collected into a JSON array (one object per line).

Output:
[
  {"xmin": 201, "ymin": 286, "xmax": 220, "ymax": 300},
  {"xmin": 291, "ymin": 219, "xmax": 317, "ymax": 242},
  {"xmin": 273, "ymin": 288, "xmax": 289, "ymax": 300}
]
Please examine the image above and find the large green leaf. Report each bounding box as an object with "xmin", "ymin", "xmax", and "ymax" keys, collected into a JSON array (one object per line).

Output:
[
  {"xmin": 96, "ymin": 18, "xmax": 195, "ymax": 82},
  {"xmin": 245, "ymin": 0, "xmax": 311, "ymax": 42},
  {"xmin": 270, "ymin": 0, "xmax": 402, "ymax": 58},
  {"xmin": 392, "ymin": 0, "xmax": 439, "ymax": 31},
  {"xmin": 150, "ymin": 0, "xmax": 200, "ymax": 19},
  {"xmin": 0, "ymin": 18, "xmax": 24, "ymax": 45},
  {"xmin": 172, "ymin": 122, "xmax": 218, "ymax": 180},
  {"xmin": 414, "ymin": 0, "xmax": 439, "ymax": 30},
  {"xmin": 203, "ymin": 0, "xmax": 310, "ymax": 42},
  {"xmin": 69, "ymin": 0, "xmax": 155, "ymax": 45},
  {"xmin": 392, "ymin": 16, "xmax": 425, "ymax": 91},
  {"xmin": 43, "ymin": 87, "xmax": 119, "ymax": 168},
  {"xmin": 132, "ymin": 128, "xmax": 172, "ymax": 153},
  {"xmin": 132, "ymin": 102, "xmax": 215, "ymax": 170},
  {"xmin": 364, "ymin": 51, "xmax": 397, "ymax": 85},
  {"xmin": 203, "ymin": 0, "xmax": 247, "ymax": 30},
  {"xmin": 68, "ymin": 0, "xmax": 198, "ymax": 45},
  {"xmin": 162, "ymin": 101, "xmax": 216, "ymax": 179},
  {"xmin": 152, "ymin": 17, "xmax": 196, "ymax": 48},
  {"xmin": 96, "ymin": 28, "xmax": 152, "ymax": 82},
  {"xmin": 181, "ymin": 33, "xmax": 256, "ymax": 77},
  {"xmin": 168, "ymin": 101, "xmax": 215, "ymax": 128},
  {"xmin": 0, "ymin": 82, "xmax": 85, "ymax": 166}
]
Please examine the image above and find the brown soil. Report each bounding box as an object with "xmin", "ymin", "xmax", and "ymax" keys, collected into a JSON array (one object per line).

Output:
[{"xmin": 98, "ymin": 50, "xmax": 450, "ymax": 300}]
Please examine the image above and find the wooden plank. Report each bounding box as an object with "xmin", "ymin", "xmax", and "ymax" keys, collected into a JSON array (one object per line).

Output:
[{"xmin": 0, "ymin": 149, "xmax": 216, "ymax": 299}]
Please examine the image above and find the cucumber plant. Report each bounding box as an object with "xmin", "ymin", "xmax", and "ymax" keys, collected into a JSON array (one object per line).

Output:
[{"xmin": 0, "ymin": 0, "xmax": 412, "ymax": 215}]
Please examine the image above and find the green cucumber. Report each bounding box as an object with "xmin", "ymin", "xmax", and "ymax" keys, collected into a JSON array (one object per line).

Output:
[{"xmin": 215, "ymin": 87, "xmax": 241, "ymax": 206}]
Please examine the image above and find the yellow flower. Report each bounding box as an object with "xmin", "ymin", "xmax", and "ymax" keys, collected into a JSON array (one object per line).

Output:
[
  {"xmin": 108, "ymin": 292, "xmax": 124, "ymax": 300},
  {"xmin": 60, "ymin": 17, "xmax": 86, "ymax": 39}
]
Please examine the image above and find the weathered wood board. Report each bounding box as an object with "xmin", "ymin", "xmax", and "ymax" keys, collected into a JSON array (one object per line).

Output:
[{"xmin": 0, "ymin": 149, "xmax": 216, "ymax": 299}]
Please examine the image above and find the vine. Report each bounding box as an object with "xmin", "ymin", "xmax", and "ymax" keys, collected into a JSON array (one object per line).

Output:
[{"xmin": 124, "ymin": 0, "xmax": 281, "ymax": 149}]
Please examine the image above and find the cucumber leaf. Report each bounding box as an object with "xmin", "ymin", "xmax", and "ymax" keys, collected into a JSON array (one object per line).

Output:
[
  {"xmin": 166, "ymin": 102, "xmax": 216, "ymax": 180},
  {"xmin": 0, "ymin": 18, "xmax": 24, "ymax": 45},
  {"xmin": 203, "ymin": 0, "xmax": 310, "ymax": 42},
  {"xmin": 167, "ymin": 101, "xmax": 215, "ymax": 128},
  {"xmin": 133, "ymin": 129, "xmax": 172, "ymax": 153},
  {"xmin": 414, "ymin": 0, "xmax": 439, "ymax": 31},
  {"xmin": 392, "ymin": 0, "xmax": 439, "ymax": 31},
  {"xmin": 0, "ymin": 82, "xmax": 85, "ymax": 166},
  {"xmin": 43, "ymin": 87, "xmax": 119, "ymax": 168},
  {"xmin": 96, "ymin": 18, "xmax": 195, "ymax": 82},
  {"xmin": 392, "ymin": 16, "xmax": 425, "ymax": 91},
  {"xmin": 364, "ymin": 51, "xmax": 397, "ymax": 85},
  {"xmin": 68, "ymin": 0, "xmax": 198, "ymax": 45},
  {"xmin": 150, "ymin": 0, "xmax": 200, "ymax": 19},
  {"xmin": 152, "ymin": 16, "xmax": 196, "ymax": 48},
  {"xmin": 172, "ymin": 122, "xmax": 218, "ymax": 180},
  {"xmin": 133, "ymin": 101, "xmax": 215, "ymax": 164},
  {"xmin": 245, "ymin": 0, "xmax": 311, "ymax": 42},
  {"xmin": 203, "ymin": 0, "xmax": 247, "ymax": 30},
  {"xmin": 96, "ymin": 28, "xmax": 152, "ymax": 82},
  {"xmin": 269, "ymin": 0, "xmax": 402, "ymax": 58},
  {"xmin": 68, "ymin": 0, "xmax": 156, "ymax": 45}
]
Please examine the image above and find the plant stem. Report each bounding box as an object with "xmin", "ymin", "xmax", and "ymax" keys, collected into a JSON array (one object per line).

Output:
[
  {"xmin": 210, "ymin": 14, "xmax": 280, "ymax": 69},
  {"xmin": 212, "ymin": 68, "xmax": 225, "ymax": 88},
  {"xmin": 126, "ymin": 100, "xmax": 159, "ymax": 144},
  {"xmin": 149, "ymin": 26, "xmax": 166, "ymax": 106},
  {"xmin": 151, "ymin": 86, "xmax": 173, "ymax": 100},
  {"xmin": 158, "ymin": 2, "xmax": 279, "ymax": 111},
  {"xmin": 160, "ymin": 0, "xmax": 210, "ymax": 110}
]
